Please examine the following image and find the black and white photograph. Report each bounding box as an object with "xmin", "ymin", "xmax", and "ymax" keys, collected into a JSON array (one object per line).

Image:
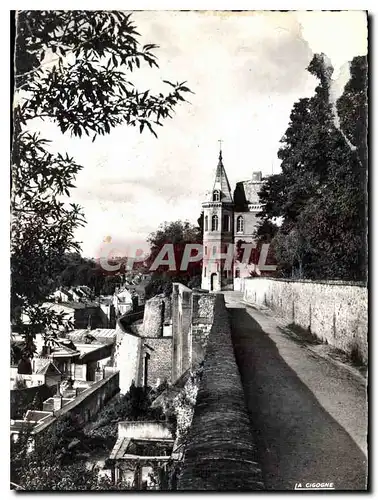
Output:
[{"xmin": 10, "ymin": 9, "xmax": 368, "ymax": 491}]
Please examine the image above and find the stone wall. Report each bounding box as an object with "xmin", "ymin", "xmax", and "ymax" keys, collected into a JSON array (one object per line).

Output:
[
  {"xmin": 142, "ymin": 338, "xmax": 173, "ymax": 386},
  {"xmin": 143, "ymin": 296, "xmax": 165, "ymax": 337},
  {"xmin": 191, "ymin": 292, "xmax": 216, "ymax": 366},
  {"xmin": 172, "ymin": 285, "xmax": 216, "ymax": 382},
  {"xmin": 117, "ymin": 420, "xmax": 172, "ymax": 440},
  {"xmin": 141, "ymin": 295, "xmax": 171, "ymax": 337},
  {"xmin": 243, "ymin": 278, "xmax": 368, "ymax": 363},
  {"xmin": 172, "ymin": 284, "xmax": 193, "ymax": 382},
  {"xmin": 191, "ymin": 293, "xmax": 215, "ymax": 325},
  {"xmin": 178, "ymin": 294, "xmax": 263, "ymax": 490},
  {"xmin": 32, "ymin": 372, "xmax": 120, "ymax": 439},
  {"xmin": 114, "ymin": 322, "xmax": 141, "ymax": 393}
]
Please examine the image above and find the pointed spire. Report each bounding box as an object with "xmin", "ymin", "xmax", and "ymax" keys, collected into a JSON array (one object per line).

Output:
[
  {"xmin": 218, "ymin": 139, "xmax": 223, "ymax": 162},
  {"xmin": 210, "ymin": 143, "xmax": 233, "ymax": 203}
]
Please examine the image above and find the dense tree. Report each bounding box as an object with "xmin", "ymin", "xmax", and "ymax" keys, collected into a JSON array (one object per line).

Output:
[
  {"xmin": 256, "ymin": 54, "xmax": 367, "ymax": 281},
  {"xmin": 57, "ymin": 252, "xmax": 106, "ymax": 294},
  {"xmin": 12, "ymin": 11, "xmax": 191, "ymax": 355},
  {"xmin": 11, "ymin": 383, "xmax": 165, "ymax": 490},
  {"xmin": 145, "ymin": 220, "xmax": 202, "ymax": 297}
]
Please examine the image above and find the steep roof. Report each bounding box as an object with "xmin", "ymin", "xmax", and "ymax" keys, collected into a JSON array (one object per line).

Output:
[
  {"xmin": 209, "ymin": 151, "xmax": 233, "ymax": 203},
  {"xmin": 36, "ymin": 361, "xmax": 62, "ymax": 376},
  {"xmin": 234, "ymin": 172, "xmax": 265, "ymax": 211}
]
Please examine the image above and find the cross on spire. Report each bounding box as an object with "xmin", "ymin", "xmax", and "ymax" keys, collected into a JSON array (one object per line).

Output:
[{"xmin": 218, "ymin": 139, "xmax": 223, "ymax": 160}]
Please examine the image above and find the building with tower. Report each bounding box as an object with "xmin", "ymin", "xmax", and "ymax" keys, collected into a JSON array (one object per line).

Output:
[{"xmin": 201, "ymin": 147, "xmax": 265, "ymax": 291}]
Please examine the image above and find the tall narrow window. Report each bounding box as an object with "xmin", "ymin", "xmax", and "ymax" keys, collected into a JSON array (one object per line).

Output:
[
  {"xmin": 143, "ymin": 353, "xmax": 150, "ymax": 389},
  {"xmin": 236, "ymin": 215, "xmax": 244, "ymax": 233},
  {"xmin": 211, "ymin": 215, "xmax": 219, "ymax": 231},
  {"xmin": 204, "ymin": 267, "xmax": 207, "ymax": 277},
  {"xmin": 204, "ymin": 215, "xmax": 208, "ymax": 231},
  {"xmin": 223, "ymin": 214, "xmax": 230, "ymax": 232},
  {"xmin": 213, "ymin": 190, "xmax": 220, "ymax": 202}
]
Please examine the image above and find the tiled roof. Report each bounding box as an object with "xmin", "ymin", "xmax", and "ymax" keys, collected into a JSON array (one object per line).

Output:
[
  {"xmin": 208, "ymin": 151, "xmax": 233, "ymax": 203},
  {"xmin": 24, "ymin": 410, "xmax": 51, "ymax": 422},
  {"xmin": 68, "ymin": 329, "xmax": 117, "ymax": 343}
]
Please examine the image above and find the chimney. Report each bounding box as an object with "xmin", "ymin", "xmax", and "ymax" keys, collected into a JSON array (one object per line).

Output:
[
  {"xmin": 53, "ymin": 383, "xmax": 63, "ymax": 411},
  {"xmin": 252, "ymin": 171, "xmax": 262, "ymax": 182},
  {"xmin": 94, "ymin": 363, "xmax": 104, "ymax": 382}
]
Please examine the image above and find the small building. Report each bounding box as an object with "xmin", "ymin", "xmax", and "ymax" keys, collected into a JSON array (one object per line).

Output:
[
  {"xmin": 113, "ymin": 288, "xmax": 133, "ymax": 317},
  {"xmin": 108, "ymin": 421, "xmax": 175, "ymax": 490}
]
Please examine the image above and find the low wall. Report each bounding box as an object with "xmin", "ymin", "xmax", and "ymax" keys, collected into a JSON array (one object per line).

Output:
[
  {"xmin": 32, "ymin": 372, "xmax": 120, "ymax": 438},
  {"xmin": 178, "ymin": 294, "xmax": 264, "ymax": 491},
  {"xmin": 118, "ymin": 421, "xmax": 172, "ymax": 440},
  {"xmin": 243, "ymin": 278, "xmax": 368, "ymax": 363}
]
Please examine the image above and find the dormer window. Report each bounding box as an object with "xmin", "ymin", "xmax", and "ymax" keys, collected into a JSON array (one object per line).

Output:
[{"xmin": 213, "ymin": 190, "xmax": 220, "ymax": 202}]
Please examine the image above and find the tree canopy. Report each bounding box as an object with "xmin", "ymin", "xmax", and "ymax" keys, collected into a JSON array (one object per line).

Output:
[
  {"xmin": 256, "ymin": 54, "xmax": 367, "ymax": 281},
  {"xmin": 145, "ymin": 220, "xmax": 202, "ymax": 297},
  {"xmin": 12, "ymin": 11, "xmax": 192, "ymax": 354}
]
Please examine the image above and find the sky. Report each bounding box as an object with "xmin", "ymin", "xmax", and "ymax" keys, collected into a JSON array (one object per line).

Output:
[{"xmin": 28, "ymin": 10, "xmax": 367, "ymax": 259}]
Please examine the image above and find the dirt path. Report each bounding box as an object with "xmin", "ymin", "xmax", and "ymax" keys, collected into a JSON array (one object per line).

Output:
[{"xmin": 225, "ymin": 292, "xmax": 368, "ymax": 491}]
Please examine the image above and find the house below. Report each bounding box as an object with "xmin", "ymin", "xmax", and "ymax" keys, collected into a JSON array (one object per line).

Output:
[{"xmin": 108, "ymin": 421, "xmax": 175, "ymax": 489}]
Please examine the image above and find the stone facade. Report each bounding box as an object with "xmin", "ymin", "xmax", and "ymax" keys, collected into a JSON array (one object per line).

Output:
[
  {"xmin": 172, "ymin": 284, "xmax": 216, "ymax": 383},
  {"xmin": 140, "ymin": 338, "xmax": 173, "ymax": 387},
  {"xmin": 243, "ymin": 277, "xmax": 368, "ymax": 363},
  {"xmin": 114, "ymin": 324, "xmax": 141, "ymax": 394},
  {"xmin": 191, "ymin": 292, "xmax": 215, "ymax": 366},
  {"xmin": 114, "ymin": 286, "xmax": 215, "ymax": 392},
  {"xmin": 142, "ymin": 296, "xmax": 165, "ymax": 337},
  {"xmin": 141, "ymin": 295, "xmax": 171, "ymax": 338}
]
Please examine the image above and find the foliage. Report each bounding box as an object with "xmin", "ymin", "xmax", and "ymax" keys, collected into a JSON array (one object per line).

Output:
[
  {"xmin": 145, "ymin": 220, "xmax": 202, "ymax": 298},
  {"xmin": 256, "ymin": 54, "xmax": 367, "ymax": 281},
  {"xmin": 13, "ymin": 377, "xmax": 27, "ymax": 390},
  {"xmin": 11, "ymin": 383, "xmax": 165, "ymax": 491},
  {"xmin": 12, "ymin": 10, "xmax": 191, "ymax": 354},
  {"xmin": 85, "ymin": 382, "xmax": 164, "ymax": 446},
  {"xmin": 57, "ymin": 252, "xmax": 104, "ymax": 294},
  {"xmin": 235, "ymin": 239, "xmax": 277, "ymax": 277}
]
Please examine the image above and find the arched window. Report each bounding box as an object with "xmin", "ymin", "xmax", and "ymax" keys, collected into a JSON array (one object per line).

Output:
[
  {"xmin": 223, "ymin": 214, "xmax": 230, "ymax": 232},
  {"xmin": 204, "ymin": 215, "xmax": 208, "ymax": 231},
  {"xmin": 236, "ymin": 215, "xmax": 244, "ymax": 233},
  {"xmin": 213, "ymin": 190, "xmax": 220, "ymax": 202},
  {"xmin": 211, "ymin": 215, "xmax": 219, "ymax": 231}
]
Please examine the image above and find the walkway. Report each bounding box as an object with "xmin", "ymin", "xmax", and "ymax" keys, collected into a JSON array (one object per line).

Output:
[{"xmin": 224, "ymin": 292, "xmax": 368, "ymax": 491}]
